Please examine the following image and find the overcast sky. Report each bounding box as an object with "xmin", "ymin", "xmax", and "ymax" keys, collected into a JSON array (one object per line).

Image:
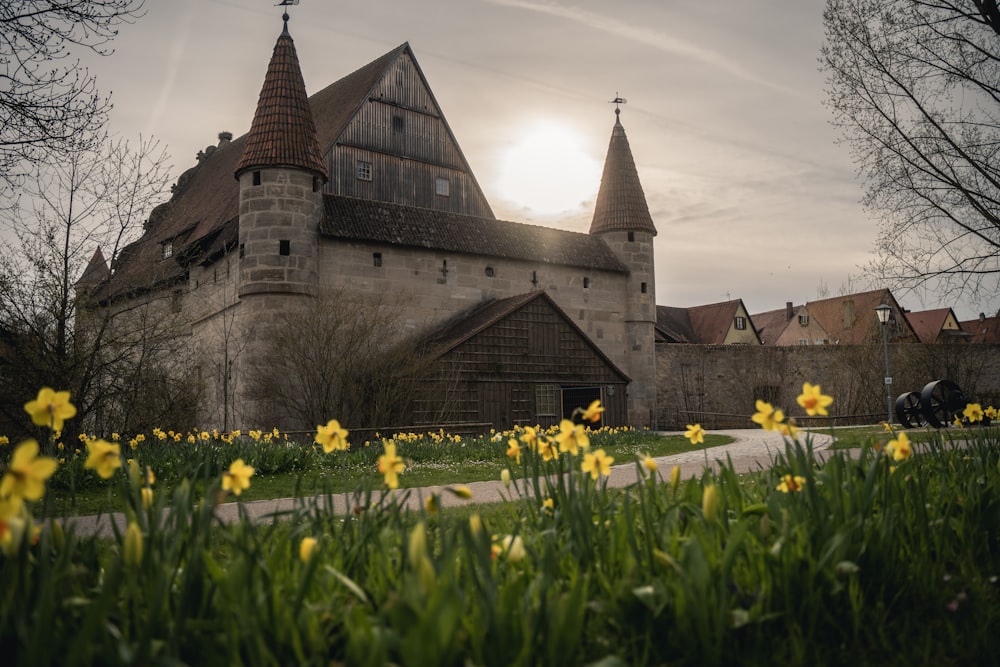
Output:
[{"xmin": 79, "ymin": 0, "xmax": 998, "ymax": 321}]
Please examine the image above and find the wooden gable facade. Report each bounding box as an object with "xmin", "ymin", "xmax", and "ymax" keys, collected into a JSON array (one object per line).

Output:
[
  {"xmin": 411, "ymin": 292, "xmax": 629, "ymax": 429},
  {"xmin": 315, "ymin": 44, "xmax": 494, "ymax": 218}
]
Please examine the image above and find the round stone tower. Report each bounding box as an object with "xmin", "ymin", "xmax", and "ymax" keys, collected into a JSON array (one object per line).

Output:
[
  {"xmin": 589, "ymin": 105, "xmax": 658, "ymax": 427},
  {"xmin": 234, "ymin": 14, "xmax": 328, "ymax": 300}
]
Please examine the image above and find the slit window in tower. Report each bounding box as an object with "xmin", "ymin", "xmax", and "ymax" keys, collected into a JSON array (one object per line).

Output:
[
  {"xmin": 583, "ymin": 277, "xmax": 591, "ymax": 289},
  {"xmin": 252, "ymin": 170, "xmax": 261, "ymax": 186},
  {"xmin": 628, "ymin": 231, "xmax": 635, "ymax": 242},
  {"xmin": 641, "ymin": 282, "xmax": 647, "ymax": 294},
  {"xmin": 373, "ymin": 252, "xmax": 382, "ymax": 267},
  {"xmin": 279, "ymin": 240, "xmax": 290, "ymax": 256}
]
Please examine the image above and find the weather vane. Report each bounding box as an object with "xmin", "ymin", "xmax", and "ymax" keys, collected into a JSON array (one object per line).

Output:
[
  {"xmin": 276, "ymin": 0, "xmax": 299, "ymax": 5},
  {"xmin": 609, "ymin": 93, "xmax": 627, "ymax": 117}
]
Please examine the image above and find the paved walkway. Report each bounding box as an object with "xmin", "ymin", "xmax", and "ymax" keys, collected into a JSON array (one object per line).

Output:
[{"xmin": 66, "ymin": 429, "xmax": 833, "ymax": 537}]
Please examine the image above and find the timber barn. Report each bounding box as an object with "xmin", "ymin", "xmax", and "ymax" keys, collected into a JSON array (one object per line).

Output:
[{"xmin": 79, "ymin": 15, "xmax": 660, "ymax": 432}]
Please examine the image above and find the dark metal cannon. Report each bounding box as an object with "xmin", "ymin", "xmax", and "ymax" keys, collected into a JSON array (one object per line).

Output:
[{"xmin": 894, "ymin": 380, "xmax": 969, "ymax": 429}]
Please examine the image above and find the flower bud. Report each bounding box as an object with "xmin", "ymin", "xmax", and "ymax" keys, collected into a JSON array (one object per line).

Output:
[
  {"xmin": 702, "ymin": 484, "xmax": 719, "ymax": 522},
  {"xmin": 501, "ymin": 469, "xmax": 511, "ymax": 489},
  {"xmin": 124, "ymin": 522, "xmax": 143, "ymax": 568},
  {"xmin": 299, "ymin": 536, "xmax": 318, "ymax": 563}
]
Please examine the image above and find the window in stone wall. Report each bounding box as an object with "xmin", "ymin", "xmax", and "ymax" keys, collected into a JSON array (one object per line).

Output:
[
  {"xmin": 279, "ymin": 239, "xmax": 290, "ymax": 256},
  {"xmin": 373, "ymin": 252, "xmax": 382, "ymax": 267},
  {"xmin": 628, "ymin": 231, "xmax": 635, "ymax": 242},
  {"xmin": 583, "ymin": 277, "xmax": 591, "ymax": 289}
]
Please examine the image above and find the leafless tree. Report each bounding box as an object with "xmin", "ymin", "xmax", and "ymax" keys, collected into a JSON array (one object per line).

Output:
[
  {"xmin": 822, "ymin": 0, "xmax": 1000, "ymax": 305},
  {"xmin": 0, "ymin": 136, "xmax": 192, "ymax": 443},
  {"xmin": 246, "ymin": 287, "xmax": 432, "ymax": 432},
  {"xmin": 0, "ymin": 1, "xmax": 146, "ymax": 196}
]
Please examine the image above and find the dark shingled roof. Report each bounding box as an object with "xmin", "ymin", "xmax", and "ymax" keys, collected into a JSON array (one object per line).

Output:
[
  {"xmin": 234, "ymin": 21, "xmax": 327, "ymax": 181},
  {"xmin": 322, "ymin": 196, "xmax": 629, "ymax": 272},
  {"xmin": 419, "ymin": 290, "xmax": 630, "ymax": 381},
  {"xmin": 589, "ymin": 114, "xmax": 657, "ymax": 236},
  {"xmin": 75, "ymin": 247, "xmax": 110, "ymax": 287}
]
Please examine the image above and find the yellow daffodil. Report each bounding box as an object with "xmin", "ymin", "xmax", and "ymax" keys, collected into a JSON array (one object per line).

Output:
[
  {"xmin": 986, "ymin": 406, "xmax": 998, "ymax": 419},
  {"xmin": 221, "ymin": 459, "xmax": 254, "ymax": 496},
  {"xmin": 496, "ymin": 534, "xmax": 526, "ymax": 562},
  {"xmin": 702, "ymin": 484, "xmax": 719, "ymax": 521},
  {"xmin": 425, "ymin": 494, "xmax": 440, "ymax": 513},
  {"xmin": 556, "ymin": 419, "xmax": 589, "ymax": 455},
  {"xmin": 581, "ymin": 448, "xmax": 614, "ymax": 480},
  {"xmin": 141, "ymin": 487, "xmax": 154, "ymax": 509},
  {"xmin": 541, "ymin": 497, "xmax": 555, "ymax": 514},
  {"xmin": 886, "ymin": 432, "xmax": 912, "ymax": 462},
  {"xmin": 24, "ymin": 387, "xmax": 76, "ymax": 431},
  {"xmin": 684, "ymin": 423, "xmax": 705, "ymax": 445},
  {"xmin": 641, "ymin": 453, "xmax": 658, "ymax": 475},
  {"xmin": 776, "ymin": 474, "xmax": 806, "ymax": 493},
  {"xmin": 84, "ymin": 439, "xmax": 121, "ymax": 479},
  {"xmin": 777, "ymin": 418, "xmax": 799, "ymax": 439},
  {"xmin": 964, "ymin": 403, "xmax": 984, "ymax": 423},
  {"xmin": 378, "ymin": 442, "xmax": 406, "ymax": 489},
  {"xmin": 123, "ymin": 521, "xmax": 143, "ymax": 568},
  {"xmin": 797, "ymin": 382, "xmax": 833, "ymax": 417},
  {"xmin": 520, "ymin": 426, "xmax": 539, "ymax": 451},
  {"xmin": 580, "ymin": 399, "xmax": 605, "ymax": 424},
  {"xmin": 447, "ymin": 485, "xmax": 473, "ymax": 499},
  {"xmin": 315, "ymin": 419, "xmax": 350, "ymax": 453},
  {"xmin": 751, "ymin": 400, "xmax": 785, "ymax": 431},
  {"xmin": 537, "ymin": 438, "xmax": 559, "ymax": 462},
  {"xmin": 0, "ymin": 440, "xmax": 57, "ymax": 502},
  {"xmin": 953, "ymin": 415, "xmax": 963, "ymax": 428},
  {"xmin": 299, "ymin": 536, "xmax": 318, "ymax": 563},
  {"xmin": 506, "ymin": 438, "xmax": 522, "ymax": 464}
]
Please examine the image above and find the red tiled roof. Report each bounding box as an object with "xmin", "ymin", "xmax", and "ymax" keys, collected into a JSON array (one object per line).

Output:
[
  {"xmin": 905, "ymin": 308, "xmax": 967, "ymax": 344},
  {"xmin": 803, "ymin": 288, "xmax": 917, "ymax": 344},
  {"xmin": 961, "ymin": 313, "xmax": 1000, "ymax": 342},
  {"xmin": 234, "ymin": 23, "xmax": 327, "ymax": 180},
  {"xmin": 589, "ymin": 114, "xmax": 656, "ymax": 236},
  {"xmin": 656, "ymin": 299, "xmax": 756, "ymax": 344}
]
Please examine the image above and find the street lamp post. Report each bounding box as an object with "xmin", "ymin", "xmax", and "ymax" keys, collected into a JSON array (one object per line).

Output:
[{"xmin": 874, "ymin": 304, "xmax": 893, "ymax": 424}]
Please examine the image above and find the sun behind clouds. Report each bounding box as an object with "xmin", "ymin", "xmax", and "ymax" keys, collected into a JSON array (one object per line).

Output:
[{"xmin": 494, "ymin": 121, "xmax": 602, "ymax": 216}]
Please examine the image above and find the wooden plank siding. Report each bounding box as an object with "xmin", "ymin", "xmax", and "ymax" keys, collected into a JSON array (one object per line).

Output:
[
  {"xmin": 410, "ymin": 299, "xmax": 628, "ymax": 429},
  {"xmin": 324, "ymin": 51, "xmax": 493, "ymax": 218}
]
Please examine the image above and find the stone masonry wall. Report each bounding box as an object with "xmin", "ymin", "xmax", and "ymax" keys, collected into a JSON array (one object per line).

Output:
[{"xmin": 656, "ymin": 342, "xmax": 1000, "ymax": 429}]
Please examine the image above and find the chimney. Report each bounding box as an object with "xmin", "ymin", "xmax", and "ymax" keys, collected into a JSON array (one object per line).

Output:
[
  {"xmin": 218, "ymin": 131, "xmax": 233, "ymax": 146},
  {"xmin": 785, "ymin": 301, "xmax": 793, "ymax": 321}
]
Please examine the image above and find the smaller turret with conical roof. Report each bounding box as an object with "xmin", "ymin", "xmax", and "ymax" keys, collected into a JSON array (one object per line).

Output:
[
  {"xmin": 591, "ymin": 102, "xmax": 657, "ymax": 427},
  {"xmin": 236, "ymin": 12, "xmax": 327, "ymax": 299}
]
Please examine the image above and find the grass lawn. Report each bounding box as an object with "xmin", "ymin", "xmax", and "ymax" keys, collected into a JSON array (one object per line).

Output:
[
  {"xmin": 40, "ymin": 431, "xmax": 734, "ymax": 518},
  {"xmin": 815, "ymin": 424, "xmax": 984, "ymax": 450}
]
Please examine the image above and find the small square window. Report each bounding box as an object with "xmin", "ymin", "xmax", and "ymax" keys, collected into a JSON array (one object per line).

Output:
[
  {"xmin": 734, "ymin": 316, "xmax": 747, "ymax": 330},
  {"xmin": 435, "ymin": 177, "xmax": 450, "ymax": 197},
  {"xmin": 357, "ymin": 160, "xmax": 372, "ymax": 181},
  {"xmin": 373, "ymin": 252, "xmax": 382, "ymax": 267},
  {"xmin": 485, "ymin": 266, "xmax": 495, "ymax": 277},
  {"xmin": 798, "ymin": 314, "xmax": 809, "ymax": 326},
  {"xmin": 279, "ymin": 239, "xmax": 290, "ymax": 256}
]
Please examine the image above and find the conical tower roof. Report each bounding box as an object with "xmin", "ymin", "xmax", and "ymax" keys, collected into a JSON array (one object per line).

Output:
[
  {"xmin": 589, "ymin": 111, "xmax": 656, "ymax": 236},
  {"xmin": 234, "ymin": 15, "xmax": 327, "ymax": 181},
  {"xmin": 75, "ymin": 247, "xmax": 110, "ymax": 287}
]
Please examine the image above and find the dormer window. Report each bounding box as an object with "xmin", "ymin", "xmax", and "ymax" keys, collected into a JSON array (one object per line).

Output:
[
  {"xmin": 798, "ymin": 314, "xmax": 809, "ymax": 326},
  {"xmin": 162, "ymin": 241, "xmax": 173, "ymax": 260}
]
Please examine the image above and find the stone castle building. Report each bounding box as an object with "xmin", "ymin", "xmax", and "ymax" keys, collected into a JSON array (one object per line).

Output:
[{"xmin": 81, "ymin": 16, "xmax": 660, "ymax": 431}]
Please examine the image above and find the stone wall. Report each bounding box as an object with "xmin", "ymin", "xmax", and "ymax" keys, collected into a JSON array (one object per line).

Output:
[{"xmin": 655, "ymin": 342, "xmax": 1000, "ymax": 429}]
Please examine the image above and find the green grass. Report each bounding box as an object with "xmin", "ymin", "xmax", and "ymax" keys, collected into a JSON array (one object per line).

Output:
[
  {"xmin": 39, "ymin": 431, "xmax": 733, "ymax": 518},
  {"xmin": 817, "ymin": 424, "xmax": 991, "ymax": 450}
]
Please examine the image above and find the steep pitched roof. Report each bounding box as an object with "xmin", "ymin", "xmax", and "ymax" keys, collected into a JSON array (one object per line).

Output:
[
  {"xmin": 961, "ymin": 312, "xmax": 1000, "ymax": 342},
  {"xmin": 656, "ymin": 299, "xmax": 759, "ymax": 344},
  {"xmin": 589, "ymin": 112, "xmax": 656, "ymax": 236},
  {"xmin": 75, "ymin": 247, "xmax": 110, "ymax": 287},
  {"xmin": 234, "ymin": 18, "xmax": 327, "ymax": 181},
  {"xmin": 751, "ymin": 305, "xmax": 796, "ymax": 346},
  {"xmin": 905, "ymin": 307, "xmax": 969, "ymax": 343},
  {"xmin": 322, "ymin": 196, "xmax": 628, "ymax": 272},
  {"xmin": 804, "ymin": 288, "xmax": 916, "ymax": 344},
  {"xmin": 419, "ymin": 290, "xmax": 630, "ymax": 381}
]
